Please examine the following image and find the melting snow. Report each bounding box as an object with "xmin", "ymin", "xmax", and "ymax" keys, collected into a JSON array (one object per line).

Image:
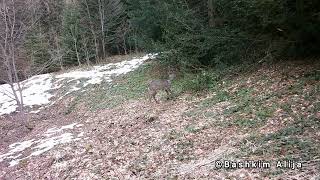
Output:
[
  {"xmin": 55, "ymin": 54, "xmax": 154, "ymax": 88},
  {"xmin": 0, "ymin": 74, "xmax": 55, "ymax": 116},
  {"xmin": 0, "ymin": 123, "xmax": 84, "ymax": 167},
  {"xmin": 0, "ymin": 54, "xmax": 156, "ymax": 115},
  {"xmin": 77, "ymin": 132, "xmax": 84, "ymax": 138},
  {"xmin": 30, "ymin": 133, "xmax": 75, "ymax": 156},
  {"xmin": 45, "ymin": 123, "xmax": 80, "ymax": 137},
  {"xmin": 0, "ymin": 140, "xmax": 35, "ymax": 161}
]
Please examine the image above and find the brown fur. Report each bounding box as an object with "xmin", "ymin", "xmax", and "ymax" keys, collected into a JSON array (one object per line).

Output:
[{"xmin": 147, "ymin": 74, "xmax": 175, "ymax": 103}]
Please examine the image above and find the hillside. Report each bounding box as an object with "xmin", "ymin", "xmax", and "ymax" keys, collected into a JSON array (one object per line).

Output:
[{"xmin": 0, "ymin": 56, "xmax": 319, "ymax": 179}]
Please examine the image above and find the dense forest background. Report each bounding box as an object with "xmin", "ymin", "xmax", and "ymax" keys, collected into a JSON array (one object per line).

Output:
[{"xmin": 1, "ymin": 0, "xmax": 320, "ymax": 83}]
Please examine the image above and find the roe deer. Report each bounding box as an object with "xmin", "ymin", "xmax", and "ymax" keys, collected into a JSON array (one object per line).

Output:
[{"xmin": 148, "ymin": 73, "xmax": 176, "ymax": 103}]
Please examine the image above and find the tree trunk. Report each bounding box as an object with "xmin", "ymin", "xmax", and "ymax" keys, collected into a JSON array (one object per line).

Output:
[
  {"xmin": 11, "ymin": 44, "xmax": 24, "ymax": 113},
  {"xmin": 84, "ymin": 0, "xmax": 99, "ymax": 61},
  {"xmin": 73, "ymin": 35, "xmax": 81, "ymax": 66},
  {"xmin": 54, "ymin": 35, "xmax": 64, "ymax": 70},
  {"xmin": 208, "ymin": 0, "xmax": 215, "ymax": 27},
  {"xmin": 1, "ymin": 1, "xmax": 24, "ymax": 113},
  {"xmin": 82, "ymin": 37, "xmax": 90, "ymax": 66},
  {"xmin": 98, "ymin": 0, "xmax": 106, "ymax": 58},
  {"xmin": 134, "ymin": 31, "xmax": 138, "ymax": 53},
  {"xmin": 116, "ymin": 44, "xmax": 120, "ymax": 55},
  {"xmin": 5, "ymin": 61, "xmax": 22, "ymax": 111},
  {"xmin": 122, "ymin": 36, "xmax": 127, "ymax": 55}
]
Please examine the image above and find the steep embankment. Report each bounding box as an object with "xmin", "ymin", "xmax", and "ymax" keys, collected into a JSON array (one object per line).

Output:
[{"xmin": 0, "ymin": 58, "xmax": 319, "ymax": 179}]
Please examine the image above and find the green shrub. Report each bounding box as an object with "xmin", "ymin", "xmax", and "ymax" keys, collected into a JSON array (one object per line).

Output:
[{"xmin": 178, "ymin": 71, "xmax": 217, "ymax": 93}]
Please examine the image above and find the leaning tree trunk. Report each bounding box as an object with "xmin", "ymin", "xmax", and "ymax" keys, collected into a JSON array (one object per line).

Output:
[{"xmin": 11, "ymin": 44, "xmax": 24, "ymax": 113}]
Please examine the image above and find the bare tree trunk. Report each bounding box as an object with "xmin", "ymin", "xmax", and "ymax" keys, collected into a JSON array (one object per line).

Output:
[
  {"xmin": 74, "ymin": 37, "xmax": 81, "ymax": 66},
  {"xmin": 208, "ymin": 0, "xmax": 215, "ymax": 27},
  {"xmin": 70, "ymin": 27, "xmax": 81, "ymax": 66},
  {"xmin": 207, "ymin": 0, "xmax": 223, "ymax": 27},
  {"xmin": 4, "ymin": 61, "xmax": 22, "ymax": 110},
  {"xmin": 128, "ymin": 41, "xmax": 132, "ymax": 54},
  {"xmin": 1, "ymin": 1, "xmax": 23, "ymax": 112},
  {"xmin": 98, "ymin": 0, "xmax": 106, "ymax": 58},
  {"xmin": 134, "ymin": 31, "xmax": 138, "ymax": 53},
  {"xmin": 11, "ymin": 43, "xmax": 24, "ymax": 112},
  {"xmin": 116, "ymin": 44, "xmax": 120, "ymax": 55},
  {"xmin": 84, "ymin": 0, "xmax": 99, "ymax": 60},
  {"xmin": 122, "ymin": 36, "xmax": 127, "ymax": 55},
  {"xmin": 82, "ymin": 36, "xmax": 90, "ymax": 66},
  {"xmin": 0, "ymin": 0, "xmax": 28, "ymax": 124},
  {"xmin": 9, "ymin": 3, "xmax": 23, "ymax": 109},
  {"xmin": 85, "ymin": 49, "xmax": 90, "ymax": 66},
  {"xmin": 54, "ymin": 35, "xmax": 64, "ymax": 70}
]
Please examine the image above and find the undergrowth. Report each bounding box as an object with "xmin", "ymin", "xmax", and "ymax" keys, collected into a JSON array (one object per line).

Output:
[{"xmin": 86, "ymin": 64, "xmax": 151, "ymax": 110}]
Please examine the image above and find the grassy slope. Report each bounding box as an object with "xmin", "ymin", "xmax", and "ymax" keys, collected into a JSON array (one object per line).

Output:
[{"xmin": 66, "ymin": 60, "xmax": 320, "ymax": 178}]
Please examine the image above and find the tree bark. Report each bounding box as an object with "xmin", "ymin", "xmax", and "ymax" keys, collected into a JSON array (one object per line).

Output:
[
  {"xmin": 82, "ymin": 36, "xmax": 90, "ymax": 66},
  {"xmin": 54, "ymin": 34, "xmax": 64, "ymax": 70},
  {"xmin": 0, "ymin": 0, "xmax": 27, "ymax": 124},
  {"xmin": 122, "ymin": 36, "xmax": 127, "ymax": 55},
  {"xmin": 208, "ymin": 0, "xmax": 215, "ymax": 27},
  {"xmin": 73, "ymin": 36, "xmax": 81, "ymax": 66},
  {"xmin": 98, "ymin": 0, "xmax": 106, "ymax": 58},
  {"xmin": 84, "ymin": 0, "xmax": 99, "ymax": 60},
  {"xmin": 70, "ymin": 26, "xmax": 81, "ymax": 66}
]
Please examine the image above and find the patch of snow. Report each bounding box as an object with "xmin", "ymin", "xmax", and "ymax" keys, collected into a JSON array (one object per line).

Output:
[
  {"xmin": 21, "ymin": 74, "xmax": 54, "ymax": 106},
  {"xmin": 75, "ymin": 124, "xmax": 83, "ymax": 128},
  {"xmin": 87, "ymin": 78, "xmax": 103, "ymax": 85},
  {"xmin": 0, "ymin": 139, "xmax": 35, "ymax": 162},
  {"xmin": 0, "ymin": 74, "xmax": 54, "ymax": 116},
  {"xmin": 70, "ymin": 86, "xmax": 81, "ymax": 92},
  {"xmin": 30, "ymin": 110, "xmax": 40, "ymax": 114},
  {"xmin": 53, "ymin": 161, "xmax": 68, "ymax": 169},
  {"xmin": 55, "ymin": 54, "xmax": 155, "ymax": 89},
  {"xmin": 77, "ymin": 132, "xmax": 84, "ymax": 137},
  {"xmin": 7, "ymin": 154, "xmax": 22, "ymax": 159},
  {"xmin": 30, "ymin": 133, "xmax": 75, "ymax": 156},
  {"xmin": 0, "ymin": 54, "xmax": 156, "ymax": 116},
  {"xmin": 45, "ymin": 123, "xmax": 82, "ymax": 137},
  {"xmin": 0, "ymin": 123, "xmax": 84, "ymax": 167},
  {"xmin": 9, "ymin": 159, "xmax": 22, "ymax": 167}
]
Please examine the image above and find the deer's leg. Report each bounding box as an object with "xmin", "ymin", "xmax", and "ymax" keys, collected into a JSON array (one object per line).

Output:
[
  {"xmin": 165, "ymin": 89, "xmax": 171, "ymax": 100},
  {"xmin": 148, "ymin": 92, "xmax": 152, "ymax": 102},
  {"xmin": 151, "ymin": 91, "xmax": 158, "ymax": 103},
  {"xmin": 153, "ymin": 94, "xmax": 159, "ymax": 104},
  {"xmin": 165, "ymin": 89, "xmax": 170, "ymax": 96}
]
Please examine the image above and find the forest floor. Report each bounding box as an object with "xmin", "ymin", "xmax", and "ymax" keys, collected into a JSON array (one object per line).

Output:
[{"xmin": 0, "ymin": 56, "xmax": 319, "ymax": 179}]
